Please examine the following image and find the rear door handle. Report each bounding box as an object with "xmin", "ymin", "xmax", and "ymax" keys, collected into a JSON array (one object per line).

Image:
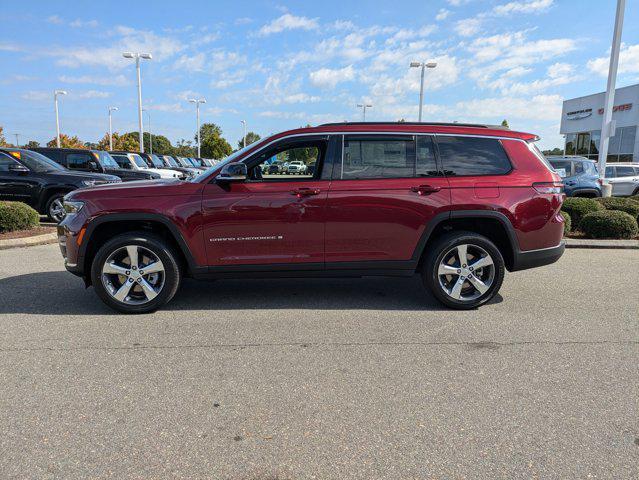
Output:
[
  {"xmin": 410, "ymin": 184, "xmax": 441, "ymax": 195},
  {"xmin": 291, "ymin": 187, "xmax": 321, "ymax": 197}
]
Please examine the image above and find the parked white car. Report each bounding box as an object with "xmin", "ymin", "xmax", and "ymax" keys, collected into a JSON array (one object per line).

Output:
[
  {"xmin": 110, "ymin": 153, "xmax": 181, "ymax": 179},
  {"xmin": 286, "ymin": 161, "xmax": 308, "ymax": 174},
  {"xmin": 605, "ymin": 163, "xmax": 639, "ymax": 196}
]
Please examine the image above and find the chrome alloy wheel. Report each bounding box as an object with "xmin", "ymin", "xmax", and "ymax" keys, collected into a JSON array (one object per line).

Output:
[
  {"xmin": 49, "ymin": 198, "xmax": 66, "ymax": 222},
  {"xmin": 101, "ymin": 245, "xmax": 165, "ymax": 305},
  {"xmin": 437, "ymin": 244, "xmax": 495, "ymax": 302}
]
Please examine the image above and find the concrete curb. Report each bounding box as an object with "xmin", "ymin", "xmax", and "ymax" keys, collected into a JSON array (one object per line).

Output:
[
  {"xmin": 0, "ymin": 232, "xmax": 58, "ymax": 250},
  {"xmin": 564, "ymin": 237, "xmax": 639, "ymax": 249}
]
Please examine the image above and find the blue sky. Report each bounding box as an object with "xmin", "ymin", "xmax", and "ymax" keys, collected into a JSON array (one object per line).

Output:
[{"xmin": 1, "ymin": 0, "xmax": 638, "ymax": 150}]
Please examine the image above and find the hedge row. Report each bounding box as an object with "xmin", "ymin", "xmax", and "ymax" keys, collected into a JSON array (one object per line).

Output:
[
  {"xmin": 580, "ymin": 210, "xmax": 639, "ymax": 239},
  {"xmin": 561, "ymin": 196, "xmax": 639, "ymax": 239},
  {"xmin": 0, "ymin": 202, "xmax": 40, "ymax": 233}
]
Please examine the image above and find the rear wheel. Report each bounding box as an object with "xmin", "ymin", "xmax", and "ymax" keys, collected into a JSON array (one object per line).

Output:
[
  {"xmin": 90, "ymin": 233, "xmax": 181, "ymax": 314},
  {"xmin": 422, "ymin": 231, "xmax": 505, "ymax": 309}
]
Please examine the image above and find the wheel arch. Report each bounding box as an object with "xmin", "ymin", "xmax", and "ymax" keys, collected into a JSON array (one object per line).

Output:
[{"xmin": 39, "ymin": 186, "xmax": 75, "ymax": 212}]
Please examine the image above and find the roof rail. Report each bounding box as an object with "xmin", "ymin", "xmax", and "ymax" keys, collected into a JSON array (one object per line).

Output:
[{"xmin": 317, "ymin": 121, "xmax": 509, "ymax": 129}]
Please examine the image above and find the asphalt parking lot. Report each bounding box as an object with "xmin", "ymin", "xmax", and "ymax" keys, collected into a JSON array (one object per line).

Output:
[{"xmin": 0, "ymin": 244, "xmax": 637, "ymax": 479}]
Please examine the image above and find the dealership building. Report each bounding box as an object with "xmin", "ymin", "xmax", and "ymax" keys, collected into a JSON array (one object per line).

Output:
[{"xmin": 560, "ymin": 83, "xmax": 638, "ymax": 163}]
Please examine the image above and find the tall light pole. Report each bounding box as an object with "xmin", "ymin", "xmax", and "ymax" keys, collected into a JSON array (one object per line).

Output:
[
  {"xmin": 54, "ymin": 90, "xmax": 67, "ymax": 147},
  {"xmin": 14, "ymin": 134, "xmax": 21, "ymax": 148},
  {"xmin": 123, "ymin": 52, "xmax": 152, "ymax": 153},
  {"xmin": 597, "ymin": 0, "xmax": 626, "ymax": 197},
  {"xmin": 240, "ymin": 120, "xmax": 247, "ymax": 148},
  {"xmin": 410, "ymin": 61, "xmax": 437, "ymax": 122},
  {"xmin": 108, "ymin": 106, "xmax": 118, "ymax": 151},
  {"xmin": 143, "ymin": 109, "xmax": 152, "ymax": 154},
  {"xmin": 188, "ymin": 98, "xmax": 206, "ymax": 157},
  {"xmin": 357, "ymin": 103, "xmax": 372, "ymax": 121}
]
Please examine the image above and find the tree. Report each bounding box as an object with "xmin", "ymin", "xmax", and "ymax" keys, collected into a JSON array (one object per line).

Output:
[
  {"xmin": 198, "ymin": 123, "xmax": 232, "ymax": 159},
  {"xmin": 237, "ymin": 131, "xmax": 261, "ymax": 150},
  {"xmin": 174, "ymin": 139, "xmax": 195, "ymax": 157},
  {"xmin": 24, "ymin": 140, "xmax": 40, "ymax": 149},
  {"xmin": 46, "ymin": 134, "xmax": 86, "ymax": 149},
  {"xmin": 542, "ymin": 147, "xmax": 564, "ymax": 156},
  {"xmin": 501, "ymin": 119, "xmax": 509, "ymax": 128},
  {"xmin": 143, "ymin": 133, "xmax": 174, "ymax": 155},
  {"xmin": 0, "ymin": 126, "xmax": 10, "ymax": 147},
  {"xmin": 96, "ymin": 132, "xmax": 139, "ymax": 151}
]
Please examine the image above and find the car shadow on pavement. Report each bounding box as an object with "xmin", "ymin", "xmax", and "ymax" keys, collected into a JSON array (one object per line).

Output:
[{"xmin": 0, "ymin": 271, "xmax": 502, "ymax": 315}]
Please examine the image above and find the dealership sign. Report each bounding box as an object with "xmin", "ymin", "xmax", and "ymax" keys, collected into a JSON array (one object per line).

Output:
[
  {"xmin": 566, "ymin": 108, "xmax": 592, "ymax": 120},
  {"xmin": 598, "ymin": 103, "xmax": 632, "ymax": 114}
]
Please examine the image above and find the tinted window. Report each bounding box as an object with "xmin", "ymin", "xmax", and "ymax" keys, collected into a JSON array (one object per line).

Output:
[
  {"xmin": 111, "ymin": 154, "xmax": 131, "ymax": 169},
  {"xmin": 605, "ymin": 166, "xmax": 614, "ymax": 177},
  {"xmin": 549, "ymin": 160, "xmax": 572, "ymax": 173},
  {"xmin": 0, "ymin": 153, "xmax": 19, "ymax": 171},
  {"xmin": 97, "ymin": 151, "xmax": 119, "ymax": 169},
  {"xmin": 416, "ymin": 136, "xmax": 438, "ymax": 177},
  {"xmin": 35, "ymin": 149, "xmax": 63, "ymax": 163},
  {"xmin": 616, "ymin": 166, "xmax": 636, "ymax": 177},
  {"xmin": 66, "ymin": 153, "xmax": 92, "ymax": 170},
  {"xmin": 10, "ymin": 150, "xmax": 65, "ymax": 172},
  {"xmin": 438, "ymin": 136, "xmax": 511, "ymax": 176},
  {"xmin": 584, "ymin": 162, "xmax": 598, "ymax": 175},
  {"xmin": 574, "ymin": 162, "xmax": 584, "ymax": 174},
  {"xmin": 250, "ymin": 142, "xmax": 322, "ymax": 181},
  {"xmin": 343, "ymin": 136, "xmax": 415, "ymax": 179}
]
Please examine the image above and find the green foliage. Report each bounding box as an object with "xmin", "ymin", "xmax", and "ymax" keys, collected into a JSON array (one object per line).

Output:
[
  {"xmin": 237, "ymin": 131, "xmax": 261, "ymax": 150},
  {"xmin": 142, "ymin": 133, "xmax": 174, "ymax": 155},
  {"xmin": 561, "ymin": 197, "xmax": 604, "ymax": 228},
  {"xmin": 500, "ymin": 119, "xmax": 509, "ymax": 128},
  {"xmin": 595, "ymin": 197, "xmax": 639, "ymax": 219},
  {"xmin": 199, "ymin": 123, "xmax": 232, "ymax": 159},
  {"xmin": 174, "ymin": 139, "xmax": 195, "ymax": 157},
  {"xmin": 46, "ymin": 134, "xmax": 86, "ymax": 149},
  {"xmin": 24, "ymin": 140, "xmax": 40, "ymax": 148},
  {"xmin": 542, "ymin": 147, "xmax": 564, "ymax": 156},
  {"xmin": 560, "ymin": 211, "xmax": 571, "ymax": 235},
  {"xmin": 580, "ymin": 210, "xmax": 638, "ymax": 239},
  {"xmin": 0, "ymin": 126, "xmax": 8, "ymax": 147},
  {"xmin": 0, "ymin": 201, "xmax": 39, "ymax": 233}
]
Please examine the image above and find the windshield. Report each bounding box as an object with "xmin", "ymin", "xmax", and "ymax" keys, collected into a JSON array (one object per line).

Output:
[
  {"xmin": 12, "ymin": 150, "xmax": 66, "ymax": 172},
  {"xmin": 97, "ymin": 151, "xmax": 120, "ymax": 169},
  {"xmin": 191, "ymin": 158, "xmax": 204, "ymax": 166},
  {"xmin": 149, "ymin": 154, "xmax": 165, "ymax": 168},
  {"xmin": 190, "ymin": 136, "xmax": 272, "ymax": 182},
  {"xmin": 164, "ymin": 156, "xmax": 179, "ymax": 167},
  {"xmin": 130, "ymin": 154, "xmax": 148, "ymax": 168}
]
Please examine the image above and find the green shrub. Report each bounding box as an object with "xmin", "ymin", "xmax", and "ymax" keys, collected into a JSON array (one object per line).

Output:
[
  {"xmin": 0, "ymin": 201, "xmax": 39, "ymax": 233},
  {"xmin": 561, "ymin": 197, "xmax": 604, "ymax": 228},
  {"xmin": 595, "ymin": 197, "xmax": 639, "ymax": 219},
  {"xmin": 560, "ymin": 210, "xmax": 571, "ymax": 235},
  {"xmin": 580, "ymin": 210, "xmax": 638, "ymax": 239}
]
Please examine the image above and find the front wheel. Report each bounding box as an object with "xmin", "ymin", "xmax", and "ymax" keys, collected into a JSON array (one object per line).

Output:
[
  {"xmin": 90, "ymin": 233, "xmax": 181, "ymax": 313},
  {"xmin": 422, "ymin": 231, "xmax": 505, "ymax": 309},
  {"xmin": 45, "ymin": 193, "xmax": 66, "ymax": 223}
]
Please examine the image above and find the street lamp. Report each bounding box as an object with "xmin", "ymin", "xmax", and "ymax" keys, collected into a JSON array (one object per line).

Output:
[
  {"xmin": 108, "ymin": 106, "xmax": 118, "ymax": 151},
  {"xmin": 188, "ymin": 98, "xmax": 206, "ymax": 157},
  {"xmin": 410, "ymin": 61, "xmax": 437, "ymax": 122},
  {"xmin": 14, "ymin": 134, "xmax": 21, "ymax": 148},
  {"xmin": 142, "ymin": 108, "xmax": 152, "ymax": 154},
  {"xmin": 123, "ymin": 51, "xmax": 152, "ymax": 153},
  {"xmin": 357, "ymin": 103, "xmax": 372, "ymax": 121},
  {"xmin": 240, "ymin": 120, "xmax": 247, "ymax": 148},
  {"xmin": 54, "ymin": 89, "xmax": 67, "ymax": 147}
]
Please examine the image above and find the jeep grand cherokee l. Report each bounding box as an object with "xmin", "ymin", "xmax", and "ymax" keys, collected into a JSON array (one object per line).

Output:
[
  {"xmin": 0, "ymin": 148, "xmax": 120, "ymax": 222},
  {"xmin": 57, "ymin": 122, "xmax": 565, "ymax": 313}
]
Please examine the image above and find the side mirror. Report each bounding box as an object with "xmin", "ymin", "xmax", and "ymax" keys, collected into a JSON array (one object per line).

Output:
[
  {"xmin": 216, "ymin": 163, "xmax": 247, "ymax": 182},
  {"xmin": 88, "ymin": 161, "xmax": 100, "ymax": 172},
  {"xmin": 9, "ymin": 163, "xmax": 29, "ymax": 174}
]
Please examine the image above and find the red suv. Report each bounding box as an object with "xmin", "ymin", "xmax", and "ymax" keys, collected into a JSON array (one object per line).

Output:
[{"xmin": 57, "ymin": 122, "xmax": 565, "ymax": 313}]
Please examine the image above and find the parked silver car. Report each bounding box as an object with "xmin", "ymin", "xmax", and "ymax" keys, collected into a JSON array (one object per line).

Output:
[{"xmin": 605, "ymin": 163, "xmax": 639, "ymax": 196}]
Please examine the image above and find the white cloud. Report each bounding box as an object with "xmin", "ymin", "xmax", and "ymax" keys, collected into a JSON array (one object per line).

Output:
[
  {"xmin": 454, "ymin": 17, "xmax": 483, "ymax": 37},
  {"xmin": 58, "ymin": 74, "xmax": 130, "ymax": 86},
  {"xmin": 309, "ymin": 65, "xmax": 356, "ymax": 88},
  {"xmin": 46, "ymin": 15, "xmax": 63, "ymax": 24},
  {"xmin": 494, "ymin": 0, "xmax": 554, "ymax": 16},
  {"xmin": 447, "ymin": 0, "xmax": 472, "ymax": 5},
  {"xmin": 75, "ymin": 90, "xmax": 110, "ymax": 99},
  {"xmin": 21, "ymin": 89, "xmax": 110, "ymax": 101},
  {"xmin": 234, "ymin": 17, "xmax": 253, "ymax": 25},
  {"xmin": 385, "ymin": 25, "xmax": 437, "ymax": 45},
  {"xmin": 258, "ymin": 13, "xmax": 319, "ymax": 36},
  {"xmin": 21, "ymin": 90, "xmax": 50, "ymax": 101},
  {"xmin": 282, "ymin": 93, "xmax": 320, "ymax": 104},
  {"xmin": 69, "ymin": 18, "xmax": 98, "ymax": 28},
  {"xmin": 436, "ymin": 9, "xmax": 451, "ymax": 21},
  {"xmin": 587, "ymin": 43, "xmax": 639, "ymax": 77},
  {"xmin": 453, "ymin": 94, "xmax": 563, "ymax": 122}
]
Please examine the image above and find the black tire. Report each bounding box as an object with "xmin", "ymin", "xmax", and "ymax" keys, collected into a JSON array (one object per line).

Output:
[
  {"xmin": 422, "ymin": 231, "xmax": 505, "ymax": 310},
  {"xmin": 90, "ymin": 232, "xmax": 181, "ymax": 314},
  {"xmin": 45, "ymin": 193, "xmax": 67, "ymax": 223}
]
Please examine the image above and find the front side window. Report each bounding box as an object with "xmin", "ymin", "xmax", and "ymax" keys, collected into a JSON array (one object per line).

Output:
[
  {"xmin": 98, "ymin": 151, "xmax": 120, "ymax": 169},
  {"xmin": 616, "ymin": 166, "xmax": 636, "ymax": 177},
  {"xmin": 549, "ymin": 160, "xmax": 572, "ymax": 177},
  {"xmin": 584, "ymin": 162, "xmax": 598, "ymax": 175},
  {"xmin": 342, "ymin": 136, "xmax": 415, "ymax": 179},
  {"xmin": 11, "ymin": 150, "xmax": 65, "ymax": 172},
  {"xmin": 249, "ymin": 142, "xmax": 323, "ymax": 181},
  {"xmin": 437, "ymin": 136, "xmax": 511, "ymax": 176},
  {"xmin": 111, "ymin": 154, "xmax": 131, "ymax": 169},
  {"xmin": 164, "ymin": 156, "xmax": 179, "ymax": 167},
  {"xmin": 130, "ymin": 154, "xmax": 148, "ymax": 168},
  {"xmin": 66, "ymin": 153, "xmax": 92, "ymax": 170},
  {"xmin": 0, "ymin": 153, "xmax": 19, "ymax": 171}
]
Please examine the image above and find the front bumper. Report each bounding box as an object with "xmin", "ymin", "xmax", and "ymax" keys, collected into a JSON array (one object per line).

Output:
[
  {"xmin": 57, "ymin": 221, "xmax": 86, "ymax": 278},
  {"xmin": 510, "ymin": 241, "xmax": 565, "ymax": 272}
]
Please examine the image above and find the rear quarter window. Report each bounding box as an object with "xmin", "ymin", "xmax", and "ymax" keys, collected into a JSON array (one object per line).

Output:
[{"xmin": 437, "ymin": 136, "xmax": 511, "ymax": 176}]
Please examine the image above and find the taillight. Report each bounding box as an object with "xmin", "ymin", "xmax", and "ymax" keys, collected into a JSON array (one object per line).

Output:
[
  {"xmin": 533, "ymin": 182, "xmax": 563, "ymax": 194},
  {"xmin": 597, "ymin": 178, "xmax": 603, "ymax": 186}
]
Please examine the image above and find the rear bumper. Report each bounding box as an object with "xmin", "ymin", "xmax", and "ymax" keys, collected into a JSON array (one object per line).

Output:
[{"xmin": 511, "ymin": 242, "xmax": 565, "ymax": 272}]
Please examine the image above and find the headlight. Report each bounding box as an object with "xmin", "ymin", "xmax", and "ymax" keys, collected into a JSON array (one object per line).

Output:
[
  {"xmin": 63, "ymin": 200, "xmax": 84, "ymax": 215},
  {"xmin": 81, "ymin": 180, "xmax": 97, "ymax": 187}
]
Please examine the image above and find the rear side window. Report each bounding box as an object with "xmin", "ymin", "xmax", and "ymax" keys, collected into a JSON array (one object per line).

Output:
[
  {"xmin": 66, "ymin": 153, "xmax": 93, "ymax": 170},
  {"xmin": 111, "ymin": 154, "xmax": 131, "ymax": 169},
  {"xmin": 342, "ymin": 135, "xmax": 415, "ymax": 179},
  {"xmin": 437, "ymin": 136, "xmax": 511, "ymax": 176},
  {"xmin": 574, "ymin": 162, "xmax": 584, "ymax": 174},
  {"xmin": 617, "ymin": 166, "xmax": 636, "ymax": 177}
]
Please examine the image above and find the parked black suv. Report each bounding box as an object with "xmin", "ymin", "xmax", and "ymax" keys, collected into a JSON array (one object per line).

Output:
[
  {"xmin": 32, "ymin": 147, "xmax": 160, "ymax": 182},
  {"xmin": 0, "ymin": 148, "xmax": 120, "ymax": 222}
]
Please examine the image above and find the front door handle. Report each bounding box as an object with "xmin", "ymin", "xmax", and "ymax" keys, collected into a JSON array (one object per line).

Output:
[
  {"xmin": 410, "ymin": 184, "xmax": 441, "ymax": 195},
  {"xmin": 291, "ymin": 187, "xmax": 321, "ymax": 197}
]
